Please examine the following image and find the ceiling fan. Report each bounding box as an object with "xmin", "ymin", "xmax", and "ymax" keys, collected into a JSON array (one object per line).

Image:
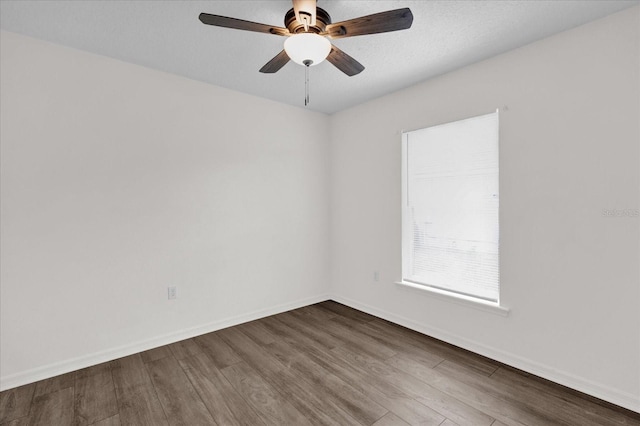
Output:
[{"xmin": 199, "ymin": 0, "xmax": 414, "ymax": 77}]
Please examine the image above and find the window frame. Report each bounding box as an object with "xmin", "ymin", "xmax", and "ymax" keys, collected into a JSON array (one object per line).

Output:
[{"xmin": 399, "ymin": 110, "xmax": 506, "ymax": 313}]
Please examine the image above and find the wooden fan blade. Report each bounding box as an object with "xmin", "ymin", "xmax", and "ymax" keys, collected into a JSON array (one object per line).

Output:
[
  {"xmin": 292, "ymin": 0, "xmax": 317, "ymax": 28},
  {"xmin": 326, "ymin": 45, "xmax": 364, "ymax": 76},
  {"xmin": 199, "ymin": 13, "xmax": 290, "ymax": 36},
  {"xmin": 324, "ymin": 8, "xmax": 413, "ymax": 39},
  {"xmin": 259, "ymin": 50, "xmax": 290, "ymax": 73}
]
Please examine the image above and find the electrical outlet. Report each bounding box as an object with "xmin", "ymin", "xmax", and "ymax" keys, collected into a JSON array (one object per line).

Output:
[
  {"xmin": 168, "ymin": 286, "xmax": 177, "ymax": 300},
  {"xmin": 374, "ymin": 271, "xmax": 380, "ymax": 282}
]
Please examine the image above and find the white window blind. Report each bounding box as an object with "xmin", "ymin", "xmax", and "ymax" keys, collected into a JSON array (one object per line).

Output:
[{"xmin": 402, "ymin": 111, "xmax": 499, "ymax": 302}]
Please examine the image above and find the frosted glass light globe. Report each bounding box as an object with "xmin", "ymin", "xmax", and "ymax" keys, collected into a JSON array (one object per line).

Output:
[{"xmin": 284, "ymin": 33, "xmax": 331, "ymax": 66}]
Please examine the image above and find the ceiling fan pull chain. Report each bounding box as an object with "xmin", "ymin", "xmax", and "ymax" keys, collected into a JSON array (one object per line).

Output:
[{"xmin": 304, "ymin": 61, "xmax": 310, "ymax": 106}]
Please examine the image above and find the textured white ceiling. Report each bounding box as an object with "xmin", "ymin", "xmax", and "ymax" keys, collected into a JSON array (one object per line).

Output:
[{"xmin": 1, "ymin": 0, "xmax": 637, "ymax": 114}]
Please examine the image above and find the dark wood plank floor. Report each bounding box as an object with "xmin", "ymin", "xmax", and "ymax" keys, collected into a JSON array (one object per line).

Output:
[{"xmin": 1, "ymin": 301, "xmax": 639, "ymax": 426}]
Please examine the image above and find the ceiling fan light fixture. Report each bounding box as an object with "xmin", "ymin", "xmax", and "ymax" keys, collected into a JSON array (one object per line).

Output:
[{"xmin": 284, "ymin": 33, "xmax": 331, "ymax": 66}]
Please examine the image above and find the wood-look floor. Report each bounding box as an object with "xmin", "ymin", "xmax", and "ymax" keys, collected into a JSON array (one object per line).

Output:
[{"xmin": 1, "ymin": 301, "xmax": 639, "ymax": 426}]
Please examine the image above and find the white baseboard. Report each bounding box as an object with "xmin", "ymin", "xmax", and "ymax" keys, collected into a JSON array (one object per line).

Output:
[
  {"xmin": 0, "ymin": 293, "xmax": 330, "ymax": 392},
  {"xmin": 330, "ymin": 294, "xmax": 640, "ymax": 414}
]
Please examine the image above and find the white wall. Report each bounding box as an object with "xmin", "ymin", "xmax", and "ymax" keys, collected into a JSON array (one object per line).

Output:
[
  {"xmin": 329, "ymin": 6, "xmax": 640, "ymax": 412},
  {"xmin": 0, "ymin": 30, "xmax": 330, "ymax": 389}
]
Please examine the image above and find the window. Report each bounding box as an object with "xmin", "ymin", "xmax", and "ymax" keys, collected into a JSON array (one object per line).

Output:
[{"xmin": 401, "ymin": 111, "xmax": 499, "ymax": 303}]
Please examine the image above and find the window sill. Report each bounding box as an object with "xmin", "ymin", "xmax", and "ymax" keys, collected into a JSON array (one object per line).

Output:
[{"xmin": 395, "ymin": 281, "xmax": 510, "ymax": 317}]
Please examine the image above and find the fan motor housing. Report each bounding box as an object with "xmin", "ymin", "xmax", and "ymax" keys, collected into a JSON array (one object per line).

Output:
[{"xmin": 285, "ymin": 7, "xmax": 331, "ymax": 33}]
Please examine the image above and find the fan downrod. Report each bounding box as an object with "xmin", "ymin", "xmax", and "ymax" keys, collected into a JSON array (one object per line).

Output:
[{"xmin": 285, "ymin": 7, "xmax": 331, "ymax": 33}]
